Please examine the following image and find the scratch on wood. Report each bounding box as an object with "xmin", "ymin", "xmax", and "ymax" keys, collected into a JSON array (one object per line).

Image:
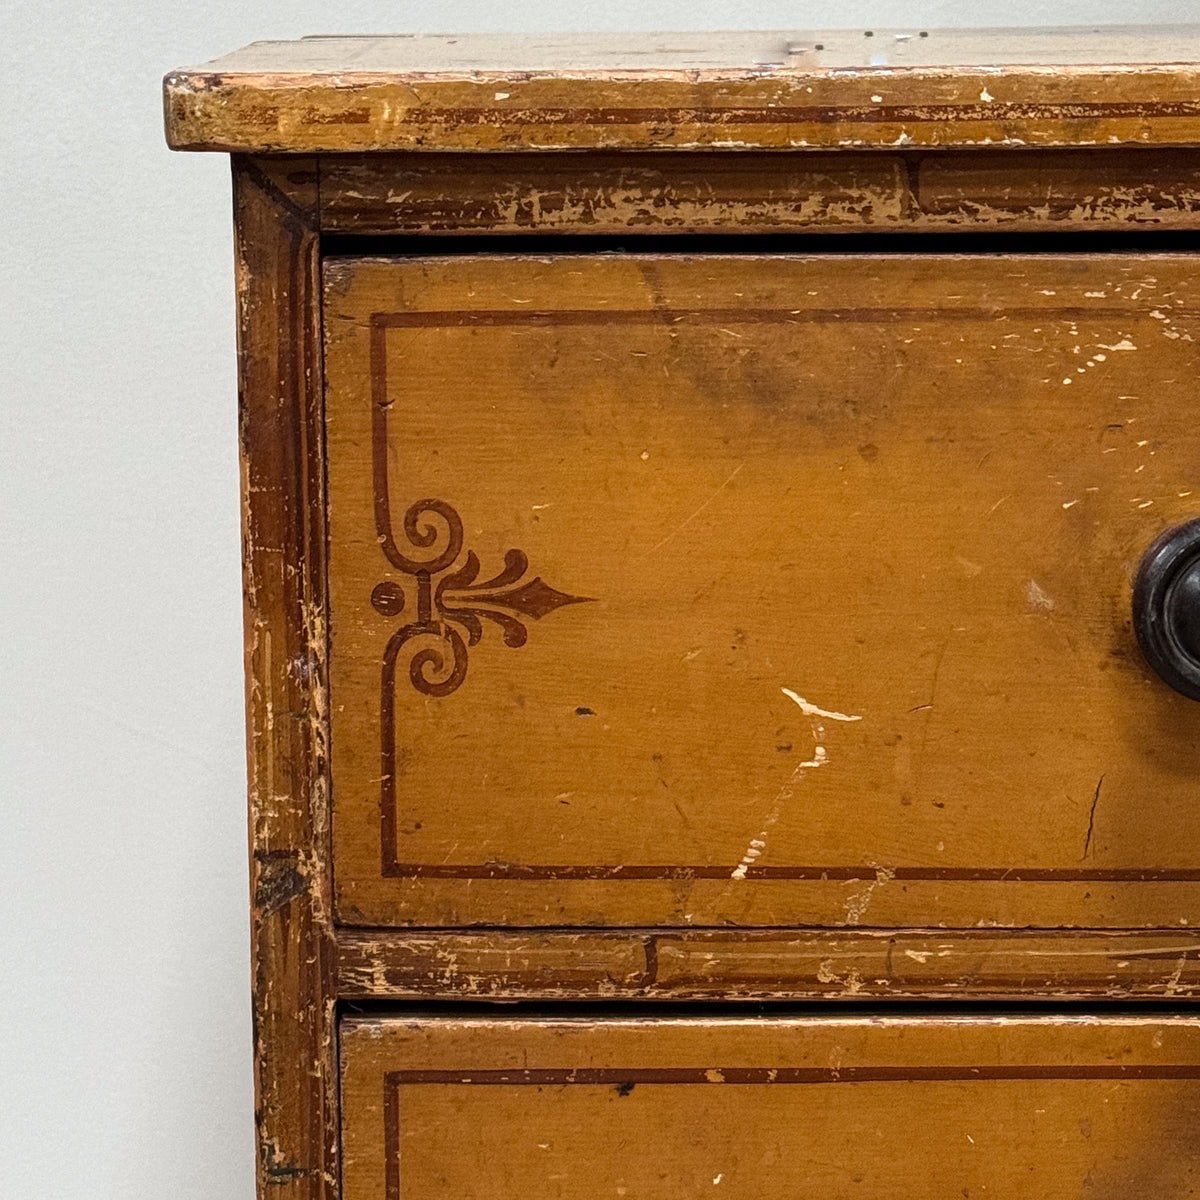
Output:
[
  {"xmin": 914, "ymin": 634, "xmax": 952, "ymax": 789},
  {"xmin": 261, "ymin": 1139, "xmax": 320, "ymax": 1183},
  {"xmin": 638, "ymin": 462, "xmax": 744, "ymax": 559},
  {"xmin": 1082, "ymin": 775, "xmax": 1105, "ymax": 860}
]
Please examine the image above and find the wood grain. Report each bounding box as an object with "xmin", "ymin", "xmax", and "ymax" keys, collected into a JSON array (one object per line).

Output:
[
  {"xmin": 318, "ymin": 149, "xmax": 1200, "ymax": 235},
  {"xmin": 234, "ymin": 156, "xmax": 337, "ymax": 1197},
  {"xmin": 325, "ymin": 252, "xmax": 1200, "ymax": 930},
  {"xmin": 341, "ymin": 1014, "xmax": 1200, "ymax": 1199},
  {"xmin": 165, "ymin": 29, "xmax": 1200, "ymax": 153},
  {"xmin": 336, "ymin": 929, "xmax": 1200, "ymax": 1001}
]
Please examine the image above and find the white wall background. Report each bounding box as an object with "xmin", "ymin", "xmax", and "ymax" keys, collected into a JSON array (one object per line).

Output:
[{"xmin": 0, "ymin": 2, "xmax": 1187, "ymax": 1196}]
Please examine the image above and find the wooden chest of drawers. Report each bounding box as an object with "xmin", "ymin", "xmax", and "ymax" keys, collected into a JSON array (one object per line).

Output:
[{"xmin": 166, "ymin": 27, "xmax": 1200, "ymax": 1198}]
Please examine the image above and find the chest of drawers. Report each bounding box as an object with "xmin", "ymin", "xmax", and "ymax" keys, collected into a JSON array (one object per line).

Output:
[{"xmin": 166, "ymin": 27, "xmax": 1200, "ymax": 1198}]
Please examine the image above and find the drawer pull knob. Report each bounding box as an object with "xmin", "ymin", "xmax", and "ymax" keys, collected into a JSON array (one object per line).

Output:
[{"xmin": 1134, "ymin": 517, "xmax": 1200, "ymax": 700}]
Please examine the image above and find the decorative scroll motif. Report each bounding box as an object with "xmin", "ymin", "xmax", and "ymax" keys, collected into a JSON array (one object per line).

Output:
[{"xmin": 372, "ymin": 498, "xmax": 592, "ymax": 696}]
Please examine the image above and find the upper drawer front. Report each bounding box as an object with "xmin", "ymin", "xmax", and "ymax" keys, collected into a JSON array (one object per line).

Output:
[
  {"xmin": 341, "ymin": 1014, "xmax": 1200, "ymax": 1199},
  {"xmin": 325, "ymin": 253, "xmax": 1200, "ymax": 928}
]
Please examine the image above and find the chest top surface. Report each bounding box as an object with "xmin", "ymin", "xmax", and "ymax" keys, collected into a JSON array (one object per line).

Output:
[{"xmin": 165, "ymin": 26, "xmax": 1200, "ymax": 154}]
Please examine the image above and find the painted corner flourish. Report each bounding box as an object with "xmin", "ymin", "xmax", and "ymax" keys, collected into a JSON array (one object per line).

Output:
[{"xmin": 372, "ymin": 498, "xmax": 593, "ymax": 696}]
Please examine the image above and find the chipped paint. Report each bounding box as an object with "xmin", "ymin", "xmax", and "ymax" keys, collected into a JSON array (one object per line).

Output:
[
  {"xmin": 843, "ymin": 865, "xmax": 896, "ymax": 925},
  {"xmin": 730, "ymin": 746, "xmax": 828, "ymax": 881},
  {"xmin": 1024, "ymin": 579, "xmax": 1055, "ymax": 611},
  {"xmin": 731, "ymin": 691, "xmax": 861, "ymax": 880},
  {"xmin": 780, "ymin": 688, "xmax": 863, "ymax": 722}
]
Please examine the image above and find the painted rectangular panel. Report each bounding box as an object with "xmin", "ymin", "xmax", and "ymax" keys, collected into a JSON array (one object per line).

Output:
[
  {"xmin": 340, "ymin": 1015, "xmax": 1200, "ymax": 1199},
  {"xmin": 325, "ymin": 253, "xmax": 1200, "ymax": 927}
]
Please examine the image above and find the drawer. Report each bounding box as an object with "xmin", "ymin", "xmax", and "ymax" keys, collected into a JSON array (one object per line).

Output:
[
  {"xmin": 324, "ymin": 252, "xmax": 1200, "ymax": 929},
  {"xmin": 341, "ymin": 1013, "xmax": 1200, "ymax": 1197}
]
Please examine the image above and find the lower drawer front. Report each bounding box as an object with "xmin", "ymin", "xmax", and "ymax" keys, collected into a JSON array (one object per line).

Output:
[{"xmin": 341, "ymin": 1015, "xmax": 1200, "ymax": 1198}]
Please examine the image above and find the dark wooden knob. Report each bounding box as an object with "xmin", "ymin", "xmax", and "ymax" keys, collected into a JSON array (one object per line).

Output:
[{"xmin": 1134, "ymin": 517, "xmax": 1200, "ymax": 701}]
